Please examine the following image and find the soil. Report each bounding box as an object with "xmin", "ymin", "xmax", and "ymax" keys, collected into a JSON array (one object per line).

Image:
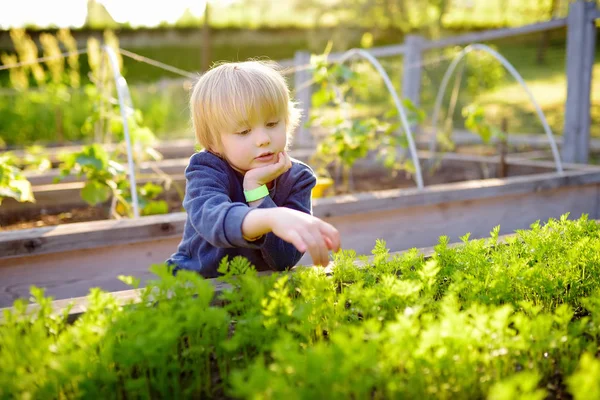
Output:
[
  {"xmin": 0, "ymin": 198, "xmax": 185, "ymax": 231},
  {"xmin": 0, "ymin": 207, "xmax": 108, "ymax": 231}
]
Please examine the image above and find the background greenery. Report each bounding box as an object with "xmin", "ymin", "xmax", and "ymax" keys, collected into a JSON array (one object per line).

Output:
[{"xmin": 0, "ymin": 0, "xmax": 598, "ymax": 147}]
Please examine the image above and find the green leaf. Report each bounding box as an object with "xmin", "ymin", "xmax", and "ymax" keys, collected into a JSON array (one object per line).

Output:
[
  {"xmin": 75, "ymin": 144, "xmax": 108, "ymax": 171},
  {"xmin": 10, "ymin": 177, "xmax": 35, "ymax": 203},
  {"xmin": 118, "ymin": 275, "xmax": 141, "ymax": 289},
  {"xmin": 141, "ymin": 200, "xmax": 168, "ymax": 216},
  {"xmin": 80, "ymin": 181, "xmax": 111, "ymax": 205},
  {"xmin": 312, "ymin": 89, "xmax": 332, "ymax": 107},
  {"xmin": 139, "ymin": 182, "xmax": 163, "ymax": 200}
]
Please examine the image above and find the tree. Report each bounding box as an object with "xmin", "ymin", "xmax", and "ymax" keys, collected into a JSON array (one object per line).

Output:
[
  {"xmin": 85, "ymin": 0, "xmax": 119, "ymax": 29},
  {"xmin": 536, "ymin": 0, "xmax": 560, "ymax": 65}
]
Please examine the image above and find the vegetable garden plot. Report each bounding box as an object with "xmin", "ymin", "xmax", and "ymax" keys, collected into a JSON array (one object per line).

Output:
[
  {"xmin": 0, "ymin": 155, "xmax": 599, "ymax": 307},
  {"xmin": 2, "ymin": 215, "xmax": 600, "ymax": 399},
  {"xmin": 0, "ymin": 151, "xmax": 563, "ymax": 228}
]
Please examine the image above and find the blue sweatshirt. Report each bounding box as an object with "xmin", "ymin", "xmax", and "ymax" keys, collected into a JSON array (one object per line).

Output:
[{"xmin": 167, "ymin": 150, "xmax": 317, "ymax": 278}]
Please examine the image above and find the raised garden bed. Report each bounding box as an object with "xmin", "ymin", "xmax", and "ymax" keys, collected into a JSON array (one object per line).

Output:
[
  {"xmin": 0, "ymin": 152, "xmax": 599, "ymax": 307},
  {"xmin": 1, "ymin": 150, "xmax": 564, "ymax": 230},
  {"xmin": 1, "ymin": 216, "xmax": 600, "ymax": 399}
]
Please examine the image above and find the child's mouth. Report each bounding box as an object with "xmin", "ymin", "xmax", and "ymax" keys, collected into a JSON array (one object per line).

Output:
[{"xmin": 255, "ymin": 152, "xmax": 274, "ymax": 162}]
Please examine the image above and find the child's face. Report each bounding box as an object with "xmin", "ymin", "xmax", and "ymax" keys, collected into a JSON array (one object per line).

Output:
[{"xmin": 216, "ymin": 115, "xmax": 287, "ymax": 174}]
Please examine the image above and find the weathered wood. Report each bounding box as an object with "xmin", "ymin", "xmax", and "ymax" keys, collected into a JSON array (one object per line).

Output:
[
  {"xmin": 562, "ymin": 0, "xmax": 597, "ymax": 164},
  {"xmin": 0, "ymin": 212, "xmax": 184, "ymax": 257},
  {"xmin": 325, "ymin": 44, "xmax": 408, "ymax": 62},
  {"xmin": 422, "ymin": 18, "xmax": 567, "ymax": 50},
  {"xmin": 447, "ymin": 129, "xmax": 600, "ymax": 150},
  {"xmin": 292, "ymin": 51, "xmax": 313, "ymax": 149},
  {"xmin": 402, "ymin": 35, "xmax": 425, "ymax": 108},
  {"xmin": 1, "ymin": 155, "xmax": 561, "ymax": 252},
  {"xmin": 313, "ymin": 169, "xmax": 600, "ymax": 219},
  {"xmin": 0, "ymin": 237, "xmax": 182, "ymax": 308}
]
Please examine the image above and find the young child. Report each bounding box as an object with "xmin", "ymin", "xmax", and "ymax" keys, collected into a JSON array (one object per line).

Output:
[{"xmin": 167, "ymin": 60, "xmax": 341, "ymax": 278}]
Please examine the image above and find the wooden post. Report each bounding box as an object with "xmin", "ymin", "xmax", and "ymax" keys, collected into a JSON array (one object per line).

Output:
[
  {"xmin": 562, "ymin": 0, "xmax": 597, "ymax": 164},
  {"xmin": 402, "ymin": 35, "xmax": 425, "ymax": 108},
  {"xmin": 499, "ymin": 117, "xmax": 508, "ymax": 178},
  {"xmin": 292, "ymin": 51, "xmax": 313, "ymax": 149}
]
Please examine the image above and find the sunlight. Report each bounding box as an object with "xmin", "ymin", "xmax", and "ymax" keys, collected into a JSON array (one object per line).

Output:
[
  {"xmin": 97, "ymin": 0, "xmax": 208, "ymax": 27},
  {"xmin": 0, "ymin": 0, "xmax": 87, "ymax": 28},
  {"xmin": 0, "ymin": 0, "xmax": 239, "ymax": 29}
]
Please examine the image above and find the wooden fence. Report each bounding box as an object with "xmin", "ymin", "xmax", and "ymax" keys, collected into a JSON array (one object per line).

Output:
[{"xmin": 290, "ymin": 0, "xmax": 597, "ymax": 164}]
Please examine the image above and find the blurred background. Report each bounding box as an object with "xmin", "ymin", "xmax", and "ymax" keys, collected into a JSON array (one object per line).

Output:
[{"xmin": 0, "ymin": 0, "xmax": 597, "ymax": 147}]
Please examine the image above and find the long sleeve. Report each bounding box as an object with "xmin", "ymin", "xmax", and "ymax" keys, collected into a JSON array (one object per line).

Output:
[
  {"xmin": 168, "ymin": 151, "xmax": 318, "ymax": 277},
  {"xmin": 183, "ymin": 157, "xmax": 267, "ymax": 249},
  {"xmin": 257, "ymin": 166, "xmax": 317, "ymax": 271}
]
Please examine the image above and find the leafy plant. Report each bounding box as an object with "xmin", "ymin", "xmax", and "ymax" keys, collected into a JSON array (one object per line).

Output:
[
  {"xmin": 308, "ymin": 44, "xmax": 425, "ymax": 191},
  {"xmin": 0, "ymin": 153, "xmax": 35, "ymax": 205},
  {"xmin": 3, "ymin": 215, "xmax": 600, "ymax": 398},
  {"xmin": 463, "ymin": 104, "xmax": 506, "ymax": 144},
  {"xmin": 56, "ymin": 143, "xmax": 169, "ymax": 218}
]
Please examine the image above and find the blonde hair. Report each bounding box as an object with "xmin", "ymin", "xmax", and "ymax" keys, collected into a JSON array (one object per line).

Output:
[{"xmin": 190, "ymin": 60, "xmax": 301, "ymax": 152}]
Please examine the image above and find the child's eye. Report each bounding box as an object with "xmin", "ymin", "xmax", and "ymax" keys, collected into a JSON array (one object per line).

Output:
[
  {"xmin": 266, "ymin": 121, "xmax": 279, "ymax": 128},
  {"xmin": 236, "ymin": 129, "xmax": 251, "ymax": 135}
]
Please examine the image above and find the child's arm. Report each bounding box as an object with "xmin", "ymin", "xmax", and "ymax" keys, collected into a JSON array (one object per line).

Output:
[
  {"xmin": 183, "ymin": 154, "xmax": 272, "ymax": 249},
  {"xmin": 241, "ymin": 154, "xmax": 340, "ymax": 267},
  {"xmin": 242, "ymin": 206, "xmax": 340, "ymax": 267}
]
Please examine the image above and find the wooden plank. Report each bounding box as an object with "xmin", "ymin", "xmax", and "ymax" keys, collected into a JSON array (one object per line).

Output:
[
  {"xmin": 292, "ymin": 51, "xmax": 314, "ymax": 149},
  {"xmin": 423, "ymin": 18, "xmax": 567, "ymax": 50},
  {"xmin": 3, "ymin": 166, "xmax": 600, "ymax": 259},
  {"xmin": 324, "ymin": 184, "xmax": 600, "ymax": 256},
  {"xmin": 325, "ymin": 44, "xmax": 408, "ymax": 62},
  {"xmin": 402, "ymin": 35, "xmax": 424, "ymax": 107},
  {"xmin": 313, "ymin": 169, "xmax": 600, "ymax": 219},
  {"xmin": 0, "ymin": 152, "xmax": 491, "ymax": 217},
  {"xmin": 0, "ymin": 237, "xmax": 181, "ymax": 309},
  {"xmin": 0, "ymin": 212, "xmax": 185, "ymax": 258},
  {"xmin": 11, "ymin": 139, "xmax": 196, "ymax": 164},
  {"xmin": 446, "ymin": 129, "xmax": 594, "ymax": 148},
  {"xmin": 562, "ymin": 1, "xmax": 596, "ymax": 164}
]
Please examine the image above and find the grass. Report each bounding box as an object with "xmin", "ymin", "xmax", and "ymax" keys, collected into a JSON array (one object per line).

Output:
[{"xmin": 475, "ymin": 41, "xmax": 600, "ymax": 137}]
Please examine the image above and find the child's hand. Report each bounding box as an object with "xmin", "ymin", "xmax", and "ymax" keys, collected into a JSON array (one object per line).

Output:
[
  {"xmin": 269, "ymin": 207, "xmax": 341, "ymax": 267},
  {"xmin": 243, "ymin": 151, "xmax": 292, "ymax": 190}
]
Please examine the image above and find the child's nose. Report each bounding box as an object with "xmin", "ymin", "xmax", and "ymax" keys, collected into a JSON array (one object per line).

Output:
[{"xmin": 255, "ymin": 128, "xmax": 271, "ymax": 147}]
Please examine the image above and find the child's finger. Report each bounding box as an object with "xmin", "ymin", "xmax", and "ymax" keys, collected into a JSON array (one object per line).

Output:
[
  {"xmin": 284, "ymin": 230, "xmax": 306, "ymax": 253},
  {"xmin": 307, "ymin": 229, "xmax": 329, "ymax": 267},
  {"xmin": 319, "ymin": 223, "xmax": 341, "ymax": 252},
  {"xmin": 324, "ymin": 236, "xmax": 337, "ymax": 251}
]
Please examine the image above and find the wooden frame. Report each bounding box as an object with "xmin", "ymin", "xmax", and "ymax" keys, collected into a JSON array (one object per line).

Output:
[{"xmin": 1, "ymin": 156, "xmax": 599, "ymax": 307}]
